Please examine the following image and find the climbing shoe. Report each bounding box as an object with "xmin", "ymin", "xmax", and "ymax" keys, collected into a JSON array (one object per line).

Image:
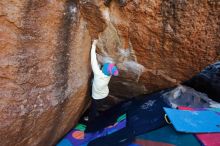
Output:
[
  {"xmin": 104, "ymin": 0, "xmax": 112, "ymax": 7},
  {"xmin": 83, "ymin": 116, "xmax": 89, "ymax": 122},
  {"xmin": 118, "ymin": 0, "xmax": 127, "ymax": 7}
]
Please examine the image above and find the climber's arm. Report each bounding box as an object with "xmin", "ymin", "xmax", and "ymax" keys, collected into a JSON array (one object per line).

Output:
[{"xmin": 91, "ymin": 40, "xmax": 101, "ymax": 74}]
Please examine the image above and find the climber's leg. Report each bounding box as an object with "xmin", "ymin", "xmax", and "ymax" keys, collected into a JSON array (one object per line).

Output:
[
  {"xmin": 88, "ymin": 99, "xmax": 99, "ymax": 121},
  {"xmin": 118, "ymin": 0, "xmax": 127, "ymax": 7},
  {"xmin": 104, "ymin": 0, "xmax": 112, "ymax": 7}
]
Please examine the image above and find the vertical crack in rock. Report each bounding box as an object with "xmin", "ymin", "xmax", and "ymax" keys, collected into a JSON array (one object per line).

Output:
[
  {"xmin": 45, "ymin": 0, "xmax": 78, "ymax": 145},
  {"xmin": 54, "ymin": 0, "xmax": 77, "ymax": 104}
]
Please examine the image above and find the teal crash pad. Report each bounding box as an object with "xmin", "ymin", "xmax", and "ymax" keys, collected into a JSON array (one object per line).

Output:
[
  {"xmin": 136, "ymin": 125, "xmax": 200, "ymax": 146},
  {"xmin": 164, "ymin": 108, "xmax": 220, "ymax": 133}
]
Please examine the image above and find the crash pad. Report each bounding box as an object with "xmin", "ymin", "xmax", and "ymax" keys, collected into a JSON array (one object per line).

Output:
[
  {"xmin": 178, "ymin": 106, "xmax": 220, "ymax": 146},
  {"xmin": 164, "ymin": 108, "xmax": 220, "ymax": 133},
  {"xmin": 135, "ymin": 125, "xmax": 200, "ymax": 146},
  {"xmin": 57, "ymin": 114, "xmax": 127, "ymax": 146}
]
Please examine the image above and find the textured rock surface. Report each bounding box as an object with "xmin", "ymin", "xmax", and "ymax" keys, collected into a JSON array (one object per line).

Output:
[
  {"xmin": 82, "ymin": 0, "xmax": 220, "ymax": 99},
  {"xmin": 0, "ymin": 0, "xmax": 91, "ymax": 145},
  {"xmin": 0, "ymin": 0, "xmax": 219, "ymax": 145}
]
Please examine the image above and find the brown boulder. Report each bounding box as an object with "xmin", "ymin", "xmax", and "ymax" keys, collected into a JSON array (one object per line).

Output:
[
  {"xmin": 0, "ymin": 0, "xmax": 219, "ymax": 145},
  {"xmin": 82, "ymin": 0, "xmax": 219, "ymax": 99},
  {"xmin": 0, "ymin": 0, "xmax": 91, "ymax": 145}
]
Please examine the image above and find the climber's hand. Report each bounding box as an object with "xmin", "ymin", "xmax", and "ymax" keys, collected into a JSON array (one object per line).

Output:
[{"xmin": 92, "ymin": 40, "xmax": 98, "ymax": 47}]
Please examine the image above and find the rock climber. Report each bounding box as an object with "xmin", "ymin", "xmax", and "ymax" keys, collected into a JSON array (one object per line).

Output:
[
  {"xmin": 103, "ymin": 0, "xmax": 127, "ymax": 7},
  {"xmin": 85, "ymin": 40, "xmax": 119, "ymax": 122}
]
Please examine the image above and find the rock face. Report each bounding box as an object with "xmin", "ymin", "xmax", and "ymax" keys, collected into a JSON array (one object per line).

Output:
[
  {"xmin": 85, "ymin": 0, "xmax": 220, "ymax": 99},
  {"xmin": 0, "ymin": 0, "xmax": 219, "ymax": 145},
  {"xmin": 0, "ymin": 0, "xmax": 91, "ymax": 145}
]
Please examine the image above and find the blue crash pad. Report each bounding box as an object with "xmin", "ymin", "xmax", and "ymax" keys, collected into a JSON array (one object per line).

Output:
[{"xmin": 164, "ymin": 108, "xmax": 220, "ymax": 133}]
